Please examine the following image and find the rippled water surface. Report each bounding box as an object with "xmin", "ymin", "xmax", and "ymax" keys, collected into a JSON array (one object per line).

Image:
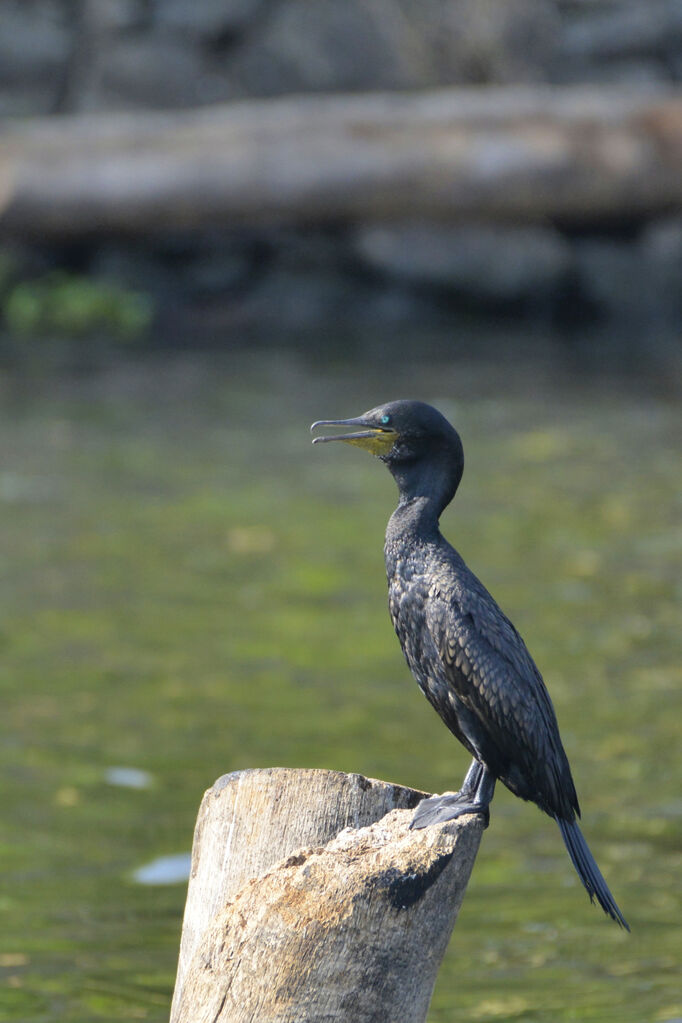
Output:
[{"xmin": 1, "ymin": 340, "xmax": 680, "ymax": 1021}]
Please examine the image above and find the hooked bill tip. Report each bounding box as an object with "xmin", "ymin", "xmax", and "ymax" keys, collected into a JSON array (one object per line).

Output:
[
  {"xmin": 310, "ymin": 418, "xmax": 354, "ymax": 442},
  {"xmin": 310, "ymin": 420, "xmax": 329, "ymax": 443}
]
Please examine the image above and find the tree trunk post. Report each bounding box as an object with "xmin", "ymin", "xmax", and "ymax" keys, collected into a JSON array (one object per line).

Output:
[{"xmin": 170, "ymin": 767, "xmax": 484, "ymax": 1023}]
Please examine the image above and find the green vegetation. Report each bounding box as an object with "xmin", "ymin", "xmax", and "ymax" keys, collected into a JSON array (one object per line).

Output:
[
  {"xmin": 0, "ymin": 349, "xmax": 680, "ymax": 1022},
  {"xmin": 0, "ymin": 256, "xmax": 154, "ymax": 341}
]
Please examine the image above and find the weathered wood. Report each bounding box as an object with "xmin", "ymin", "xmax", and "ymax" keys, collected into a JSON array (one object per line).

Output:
[
  {"xmin": 1, "ymin": 86, "xmax": 682, "ymax": 239},
  {"xmin": 170, "ymin": 768, "xmax": 483, "ymax": 1023}
]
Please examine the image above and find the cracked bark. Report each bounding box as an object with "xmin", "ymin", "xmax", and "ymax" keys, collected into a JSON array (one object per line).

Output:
[{"xmin": 169, "ymin": 767, "xmax": 484, "ymax": 1023}]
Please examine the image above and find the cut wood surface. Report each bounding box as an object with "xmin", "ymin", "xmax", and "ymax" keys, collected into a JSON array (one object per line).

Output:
[
  {"xmin": 169, "ymin": 767, "xmax": 484, "ymax": 1023},
  {"xmin": 1, "ymin": 86, "xmax": 682, "ymax": 239}
]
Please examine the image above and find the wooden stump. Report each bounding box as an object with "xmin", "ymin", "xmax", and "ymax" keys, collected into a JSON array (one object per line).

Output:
[{"xmin": 170, "ymin": 768, "xmax": 484, "ymax": 1023}]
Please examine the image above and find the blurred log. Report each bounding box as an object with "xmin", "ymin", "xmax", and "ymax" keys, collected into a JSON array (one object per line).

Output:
[
  {"xmin": 0, "ymin": 86, "xmax": 681, "ymax": 239},
  {"xmin": 169, "ymin": 768, "xmax": 484, "ymax": 1023}
]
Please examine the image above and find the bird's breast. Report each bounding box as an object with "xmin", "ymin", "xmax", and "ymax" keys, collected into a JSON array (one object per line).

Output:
[{"xmin": 387, "ymin": 553, "xmax": 440, "ymax": 685}]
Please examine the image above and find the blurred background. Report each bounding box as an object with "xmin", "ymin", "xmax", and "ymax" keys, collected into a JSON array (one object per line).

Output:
[{"xmin": 1, "ymin": 2, "xmax": 681, "ymax": 1022}]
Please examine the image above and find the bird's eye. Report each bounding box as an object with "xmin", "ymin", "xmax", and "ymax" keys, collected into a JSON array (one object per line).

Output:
[{"xmin": 380, "ymin": 414, "xmax": 391, "ymax": 425}]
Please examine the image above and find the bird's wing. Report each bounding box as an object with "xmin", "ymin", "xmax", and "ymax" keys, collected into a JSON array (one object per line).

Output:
[{"xmin": 426, "ymin": 571, "xmax": 578, "ymax": 816}]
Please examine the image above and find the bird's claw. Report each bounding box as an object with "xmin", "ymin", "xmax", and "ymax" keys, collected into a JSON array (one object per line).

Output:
[{"xmin": 410, "ymin": 792, "xmax": 490, "ymax": 830}]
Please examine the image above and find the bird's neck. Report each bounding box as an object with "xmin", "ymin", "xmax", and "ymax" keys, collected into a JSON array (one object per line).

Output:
[
  {"xmin": 387, "ymin": 455, "xmax": 459, "ymax": 527},
  {"xmin": 387, "ymin": 495, "xmax": 442, "ymax": 544}
]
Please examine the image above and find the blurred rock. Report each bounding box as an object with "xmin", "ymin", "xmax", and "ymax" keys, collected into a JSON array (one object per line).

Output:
[
  {"xmin": 89, "ymin": 234, "xmax": 261, "ymax": 308},
  {"xmin": 216, "ymin": 229, "xmax": 355, "ymax": 328},
  {"xmin": 354, "ymin": 223, "xmax": 571, "ymax": 305},
  {"xmin": 423, "ymin": 0, "xmax": 560, "ymax": 84},
  {"xmin": 178, "ymin": 247, "xmax": 257, "ymax": 300},
  {"xmin": 88, "ymin": 244, "xmax": 178, "ymax": 300},
  {"xmin": 226, "ymin": 0, "xmax": 420, "ymax": 95},
  {"xmin": 228, "ymin": 265, "xmax": 364, "ymax": 329},
  {"xmin": 573, "ymin": 237, "xmax": 652, "ymax": 320},
  {"xmin": 561, "ymin": 0, "xmax": 682, "ymax": 61},
  {"xmin": 0, "ymin": 2, "xmax": 70, "ymax": 85},
  {"xmin": 0, "ymin": 1, "xmax": 70, "ymax": 113},
  {"xmin": 555, "ymin": 56, "xmax": 670, "ymax": 84},
  {"xmin": 90, "ymin": 0, "xmax": 146, "ymax": 32},
  {"xmin": 556, "ymin": 0, "xmax": 682, "ymax": 82},
  {"xmin": 643, "ymin": 214, "xmax": 682, "ymax": 262},
  {"xmin": 154, "ymin": 0, "xmax": 267, "ymax": 40},
  {"xmin": 0, "ymin": 0, "xmax": 679, "ymax": 114},
  {"xmin": 228, "ymin": 0, "xmax": 559, "ymax": 97},
  {"xmin": 572, "ymin": 219, "xmax": 682, "ymax": 325},
  {"xmin": 94, "ymin": 34, "xmax": 235, "ymax": 109},
  {"xmin": 641, "ymin": 216, "xmax": 682, "ymax": 314},
  {"xmin": 0, "ymin": 85, "xmax": 59, "ymax": 118}
]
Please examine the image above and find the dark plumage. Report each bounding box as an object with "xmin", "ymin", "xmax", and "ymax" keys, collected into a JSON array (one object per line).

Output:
[{"xmin": 312, "ymin": 399, "xmax": 628, "ymax": 929}]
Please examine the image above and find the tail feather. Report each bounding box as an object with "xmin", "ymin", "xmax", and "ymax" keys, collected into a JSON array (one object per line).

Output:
[{"xmin": 557, "ymin": 818, "xmax": 629, "ymax": 931}]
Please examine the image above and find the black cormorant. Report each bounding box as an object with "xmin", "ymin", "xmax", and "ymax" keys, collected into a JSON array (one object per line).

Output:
[{"xmin": 311, "ymin": 399, "xmax": 628, "ymax": 929}]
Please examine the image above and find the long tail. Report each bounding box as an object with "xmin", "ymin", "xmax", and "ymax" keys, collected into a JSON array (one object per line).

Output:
[{"xmin": 556, "ymin": 817, "xmax": 630, "ymax": 931}]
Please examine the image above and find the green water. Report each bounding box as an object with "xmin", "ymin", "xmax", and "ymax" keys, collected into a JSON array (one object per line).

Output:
[{"xmin": 1, "ymin": 343, "xmax": 680, "ymax": 1022}]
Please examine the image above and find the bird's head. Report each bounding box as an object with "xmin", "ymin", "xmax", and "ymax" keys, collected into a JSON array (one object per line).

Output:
[{"xmin": 311, "ymin": 400, "xmax": 464, "ymax": 508}]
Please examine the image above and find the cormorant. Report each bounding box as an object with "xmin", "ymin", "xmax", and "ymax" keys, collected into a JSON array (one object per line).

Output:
[{"xmin": 311, "ymin": 399, "xmax": 628, "ymax": 929}]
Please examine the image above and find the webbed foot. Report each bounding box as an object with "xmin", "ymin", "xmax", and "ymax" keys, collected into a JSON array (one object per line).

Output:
[
  {"xmin": 410, "ymin": 792, "xmax": 490, "ymax": 829},
  {"xmin": 410, "ymin": 762, "xmax": 495, "ymax": 830}
]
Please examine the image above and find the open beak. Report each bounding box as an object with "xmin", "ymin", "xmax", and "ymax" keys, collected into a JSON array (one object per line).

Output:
[{"xmin": 310, "ymin": 416, "xmax": 398, "ymax": 455}]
